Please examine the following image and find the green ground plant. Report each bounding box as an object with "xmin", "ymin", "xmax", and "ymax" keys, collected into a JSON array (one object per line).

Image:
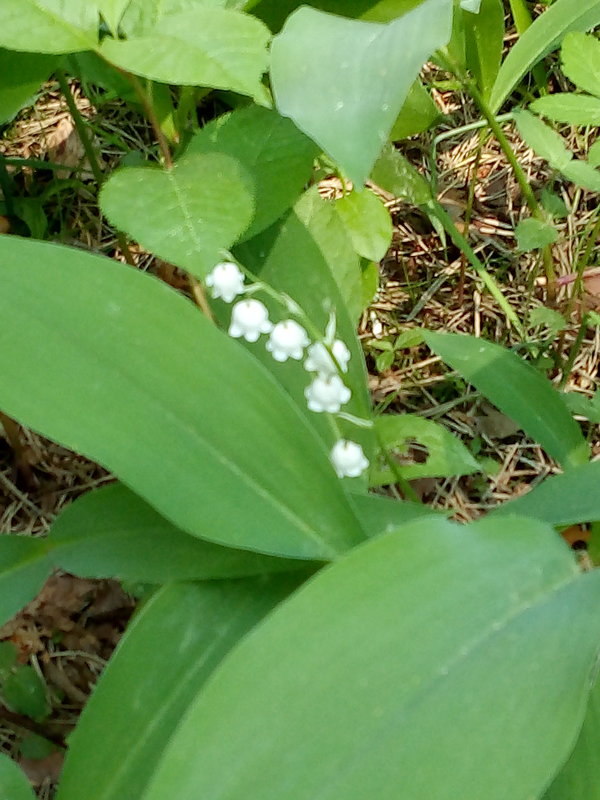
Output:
[{"xmin": 1, "ymin": 0, "xmax": 600, "ymax": 797}]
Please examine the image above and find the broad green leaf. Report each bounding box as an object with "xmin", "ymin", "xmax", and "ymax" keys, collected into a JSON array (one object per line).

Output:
[
  {"xmin": 562, "ymin": 32, "xmax": 600, "ymax": 98},
  {"xmin": 563, "ymin": 390, "xmax": 600, "ymax": 423},
  {"xmin": 491, "ymin": 461, "xmax": 600, "ymax": 527},
  {"xmin": 119, "ymin": 0, "xmax": 235, "ymax": 35},
  {"xmin": 0, "ymin": 50, "xmax": 56, "ymax": 125},
  {"xmin": 100, "ymin": 8, "xmax": 270, "ymax": 101},
  {"xmin": 100, "ymin": 152, "xmax": 254, "ymax": 279},
  {"xmin": 514, "ymin": 109, "xmax": 572, "ymax": 172},
  {"xmin": 370, "ymin": 142, "xmax": 433, "ymax": 205},
  {"xmin": 68, "ymin": 52, "xmax": 140, "ymax": 104},
  {"xmin": 0, "ymin": 236, "xmax": 365, "ymax": 560},
  {"xmin": 532, "ymin": 93, "xmax": 600, "ymax": 126},
  {"xmin": 544, "ymin": 675, "xmax": 600, "ymax": 799},
  {"xmin": 370, "ymin": 413, "xmax": 480, "ymax": 486},
  {"xmin": 491, "ymin": 0, "xmax": 600, "ymax": 113},
  {"xmin": 561, "ymin": 159, "xmax": 600, "ymax": 193},
  {"xmin": 389, "ymin": 79, "xmax": 442, "ymax": 140},
  {"xmin": 0, "ymin": 537, "xmax": 51, "ymax": 627},
  {"xmin": 589, "ymin": 139, "xmax": 600, "ymax": 167},
  {"xmin": 349, "ymin": 490, "xmax": 442, "ymax": 536},
  {"xmin": 142, "ymin": 515, "xmax": 600, "ymax": 800},
  {"xmin": 48, "ymin": 484, "xmax": 313, "ymax": 582},
  {"xmin": 0, "ymin": 754, "xmax": 35, "ymax": 800},
  {"xmin": 186, "ymin": 105, "xmax": 318, "ymax": 241},
  {"xmin": 98, "ymin": 0, "xmax": 131, "ymax": 34},
  {"xmin": 234, "ymin": 210, "xmax": 374, "ymax": 471},
  {"xmin": 515, "ymin": 217, "xmax": 558, "ymax": 251},
  {"xmin": 0, "ymin": 1, "xmax": 98, "ymax": 53},
  {"xmin": 270, "ymin": 0, "xmax": 453, "ymax": 185},
  {"xmin": 57, "ymin": 577, "xmax": 301, "ymax": 800},
  {"xmin": 250, "ymin": 0, "xmax": 427, "ymax": 33},
  {"xmin": 463, "ymin": 0, "xmax": 504, "ymax": 100},
  {"xmin": 294, "ymin": 187, "xmax": 364, "ymax": 320},
  {"xmin": 334, "ymin": 189, "xmax": 393, "ymax": 262},
  {"xmin": 424, "ymin": 331, "xmax": 589, "ymax": 468},
  {"xmin": 3, "ymin": 666, "xmax": 49, "ymax": 721}
]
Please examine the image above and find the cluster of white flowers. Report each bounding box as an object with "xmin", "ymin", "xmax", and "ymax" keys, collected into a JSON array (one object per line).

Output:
[{"xmin": 205, "ymin": 261, "xmax": 369, "ymax": 479}]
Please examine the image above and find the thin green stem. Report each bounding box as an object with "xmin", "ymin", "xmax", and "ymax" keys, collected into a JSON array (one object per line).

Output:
[
  {"xmin": 374, "ymin": 426, "xmax": 421, "ymax": 503},
  {"xmin": 559, "ymin": 316, "xmax": 589, "ymax": 390},
  {"xmin": 428, "ymin": 201, "xmax": 526, "ymax": 337}
]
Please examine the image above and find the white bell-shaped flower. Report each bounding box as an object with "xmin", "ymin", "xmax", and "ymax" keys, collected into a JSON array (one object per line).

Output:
[
  {"xmin": 266, "ymin": 320, "xmax": 310, "ymax": 362},
  {"xmin": 228, "ymin": 299, "xmax": 273, "ymax": 342},
  {"xmin": 304, "ymin": 340, "xmax": 351, "ymax": 376},
  {"xmin": 205, "ymin": 261, "xmax": 245, "ymax": 303},
  {"xmin": 330, "ymin": 439, "xmax": 369, "ymax": 478},
  {"xmin": 304, "ymin": 375, "xmax": 351, "ymax": 413}
]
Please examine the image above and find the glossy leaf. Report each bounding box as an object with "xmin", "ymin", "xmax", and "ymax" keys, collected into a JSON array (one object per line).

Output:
[
  {"xmin": 270, "ymin": 1, "xmax": 453, "ymax": 184},
  {"xmin": 186, "ymin": 105, "xmax": 318, "ymax": 241},
  {"xmin": 48, "ymin": 484, "xmax": 313, "ymax": 582},
  {"xmin": 100, "ymin": 152, "xmax": 254, "ymax": 279},
  {"xmin": 235, "ymin": 209, "xmax": 374, "ymax": 458},
  {"xmin": 0, "ymin": 537, "xmax": 51, "ymax": 627},
  {"xmin": 562, "ymin": 32, "xmax": 600, "ymax": 98},
  {"xmin": 491, "ymin": 0, "xmax": 600, "ymax": 112},
  {"xmin": 532, "ymin": 93, "xmax": 600, "ymax": 126},
  {"xmin": 370, "ymin": 142, "xmax": 433, "ymax": 205},
  {"xmin": 463, "ymin": 0, "xmax": 504, "ymax": 100},
  {"xmin": 349, "ymin": 490, "xmax": 443, "ymax": 537},
  {"xmin": 0, "ymin": 50, "xmax": 56, "ymax": 125},
  {"xmin": 142, "ymin": 515, "xmax": 600, "ymax": 800},
  {"xmin": 544, "ymin": 675, "xmax": 600, "ymax": 800},
  {"xmin": 370, "ymin": 413, "xmax": 480, "ymax": 486},
  {"xmin": 57, "ymin": 578, "xmax": 301, "ymax": 800},
  {"xmin": 0, "ymin": 1, "xmax": 98, "ymax": 53},
  {"xmin": 389, "ymin": 79, "xmax": 442, "ymax": 140},
  {"xmin": 0, "ymin": 754, "xmax": 35, "ymax": 800},
  {"xmin": 100, "ymin": 8, "xmax": 270, "ymax": 100},
  {"xmin": 0, "ymin": 236, "xmax": 365, "ymax": 560},
  {"xmin": 294, "ymin": 187, "xmax": 364, "ymax": 320},
  {"xmin": 424, "ymin": 331, "xmax": 589, "ymax": 468},
  {"xmin": 334, "ymin": 188, "xmax": 393, "ymax": 262},
  {"xmin": 491, "ymin": 461, "xmax": 600, "ymax": 527}
]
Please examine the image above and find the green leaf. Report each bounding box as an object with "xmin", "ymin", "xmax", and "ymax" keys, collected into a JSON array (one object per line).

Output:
[
  {"xmin": 463, "ymin": 0, "xmax": 504, "ymax": 100},
  {"xmin": 562, "ymin": 31, "xmax": 600, "ymax": 98},
  {"xmin": 56, "ymin": 578, "xmax": 300, "ymax": 800},
  {"xmin": 100, "ymin": 8, "xmax": 270, "ymax": 101},
  {"xmin": 0, "ymin": 537, "xmax": 51, "ymax": 627},
  {"xmin": 370, "ymin": 142, "xmax": 433, "ymax": 205},
  {"xmin": 370, "ymin": 413, "xmax": 480, "ymax": 486},
  {"xmin": 100, "ymin": 152, "xmax": 254, "ymax": 279},
  {"xmin": 514, "ymin": 109, "xmax": 572, "ymax": 171},
  {"xmin": 491, "ymin": 0, "xmax": 600, "ymax": 113},
  {"xmin": 389, "ymin": 79, "xmax": 442, "ymax": 140},
  {"xmin": 0, "ymin": 642, "xmax": 17, "ymax": 680},
  {"xmin": 119, "ymin": 0, "xmax": 233, "ymax": 35},
  {"xmin": 589, "ymin": 139, "xmax": 600, "ymax": 167},
  {"xmin": 515, "ymin": 217, "xmax": 558, "ymax": 251},
  {"xmin": 563, "ymin": 390, "xmax": 600, "ymax": 423},
  {"xmin": 48, "ymin": 484, "xmax": 313, "ymax": 582},
  {"xmin": 544, "ymin": 675, "xmax": 600, "ymax": 799},
  {"xmin": 540, "ymin": 188, "xmax": 568, "ymax": 218},
  {"xmin": 186, "ymin": 105, "xmax": 318, "ymax": 241},
  {"xmin": 3, "ymin": 666, "xmax": 49, "ymax": 721},
  {"xmin": 491, "ymin": 460, "xmax": 600, "ymax": 527},
  {"xmin": 0, "ymin": 236, "xmax": 365, "ymax": 560},
  {"xmin": 270, "ymin": 1, "xmax": 453, "ymax": 185},
  {"xmin": 294, "ymin": 187, "xmax": 364, "ymax": 320},
  {"xmin": 424, "ymin": 331, "xmax": 589, "ymax": 468},
  {"xmin": 98, "ymin": 0, "xmax": 131, "ymax": 34},
  {"xmin": 234, "ymin": 210, "xmax": 374, "ymax": 469},
  {"xmin": 561, "ymin": 159, "xmax": 600, "ymax": 192},
  {"xmin": 0, "ymin": 754, "xmax": 35, "ymax": 800},
  {"xmin": 0, "ymin": 50, "xmax": 56, "ymax": 125},
  {"xmin": 528, "ymin": 306, "xmax": 566, "ymax": 334},
  {"xmin": 142, "ymin": 515, "xmax": 600, "ymax": 800},
  {"xmin": 0, "ymin": 1, "xmax": 98, "ymax": 53},
  {"xmin": 334, "ymin": 189, "xmax": 393, "ymax": 262},
  {"xmin": 349, "ymin": 490, "xmax": 443, "ymax": 537},
  {"xmin": 531, "ymin": 93, "xmax": 600, "ymax": 125}
]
